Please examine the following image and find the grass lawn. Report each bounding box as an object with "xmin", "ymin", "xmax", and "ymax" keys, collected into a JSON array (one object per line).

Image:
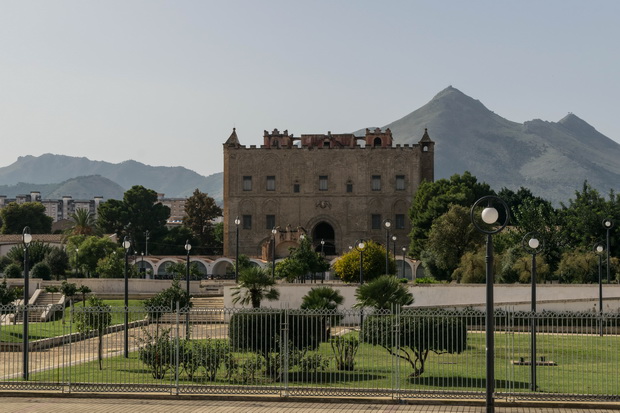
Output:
[
  {"xmin": 22, "ymin": 330, "xmax": 620, "ymax": 397},
  {"xmin": 0, "ymin": 300, "xmax": 146, "ymax": 343}
]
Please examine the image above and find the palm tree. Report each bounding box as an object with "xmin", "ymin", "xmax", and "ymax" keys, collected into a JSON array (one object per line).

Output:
[
  {"xmin": 65, "ymin": 208, "xmax": 98, "ymax": 236},
  {"xmin": 300, "ymin": 286, "xmax": 344, "ymax": 310},
  {"xmin": 354, "ymin": 275, "xmax": 414, "ymax": 310},
  {"xmin": 231, "ymin": 266, "xmax": 279, "ymax": 308}
]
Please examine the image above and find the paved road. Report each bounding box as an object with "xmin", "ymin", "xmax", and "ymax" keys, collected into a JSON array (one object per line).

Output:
[{"xmin": 2, "ymin": 395, "xmax": 618, "ymax": 413}]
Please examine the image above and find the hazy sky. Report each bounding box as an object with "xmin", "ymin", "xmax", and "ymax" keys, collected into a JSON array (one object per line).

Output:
[{"xmin": 1, "ymin": 1, "xmax": 618, "ymax": 177}]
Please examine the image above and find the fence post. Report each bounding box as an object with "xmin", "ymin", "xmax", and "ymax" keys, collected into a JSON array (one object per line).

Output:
[
  {"xmin": 394, "ymin": 305, "xmax": 401, "ymax": 400},
  {"xmin": 175, "ymin": 300, "xmax": 180, "ymax": 395},
  {"xmin": 282, "ymin": 305, "xmax": 289, "ymax": 397}
]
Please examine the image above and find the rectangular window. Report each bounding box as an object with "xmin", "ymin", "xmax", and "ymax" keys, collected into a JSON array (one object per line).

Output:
[
  {"xmin": 395, "ymin": 214, "xmax": 406, "ymax": 229},
  {"xmin": 371, "ymin": 214, "xmax": 382, "ymax": 230},
  {"xmin": 242, "ymin": 215, "xmax": 252, "ymax": 230},
  {"xmin": 243, "ymin": 176, "xmax": 252, "ymax": 191},
  {"xmin": 293, "ymin": 183, "xmax": 300, "ymax": 193},
  {"xmin": 346, "ymin": 182, "xmax": 353, "ymax": 193},
  {"xmin": 266, "ymin": 214, "xmax": 276, "ymax": 230},
  {"xmin": 396, "ymin": 175, "xmax": 405, "ymax": 191},
  {"xmin": 371, "ymin": 175, "xmax": 381, "ymax": 191},
  {"xmin": 266, "ymin": 176, "xmax": 276, "ymax": 191},
  {"xmin": 319, "ymin": 175, "xmax": 328, "ymax": 191}
]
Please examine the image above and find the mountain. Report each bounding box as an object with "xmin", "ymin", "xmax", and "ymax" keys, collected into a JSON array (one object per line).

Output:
[
  {"xmin": 0, "ymin": 155, "xmax": 223, "ymax": 202},
  {"xmin": 365, "ymin": 86, "xmax": 620, "ymax": 204}
]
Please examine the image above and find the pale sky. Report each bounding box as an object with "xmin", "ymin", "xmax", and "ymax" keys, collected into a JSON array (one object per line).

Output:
[{"xmin": 1, "ymin": 1, "xmax": 618, "ymax": 177}]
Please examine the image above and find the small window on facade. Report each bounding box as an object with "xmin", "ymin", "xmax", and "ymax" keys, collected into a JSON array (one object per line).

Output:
[
  {"xmin": 423, "ymin": 145, "xmax": 428, "ymax": 152},
  {"xmin": 243, "ymin": 176, "xmax": 252, "ymax": 191},
  {"xmin": 346, "ymin": 181, "xmax": 353, "ymax": 193},
  {"xmin": 371, "ymin": 175, "xmax": 381, "ymax": 191},
  {"xmin": 371, "ymin": 214, "xmax": 382, "ymax": 230},
  {"xmin": 293, "ymin": 183, "xmax": 300, "ymax": 193},
  {"xmin": 266, "ymin": 214, "xmax": 276, "ymax": 230},
  {"xmin": 266, "ymin": 176, "xmax": 276, "ymax": 191},
  {"xmin": 319, "ymin": 175, "xmax": 328, "ymax": 191},
  {"xmin": 242, "ymin": 215, "xmax": 252, "ymax": 230},
  {"xmin": 395, "ymin": 214, "xmax": 405, "ymax": 229},
  {"xmin": 373, "ymin": 137, "xmax": 382, "ymax": 147},
  {"xmin": 396, "ymin": 175, "xmax": 405, "ymax": 191}
]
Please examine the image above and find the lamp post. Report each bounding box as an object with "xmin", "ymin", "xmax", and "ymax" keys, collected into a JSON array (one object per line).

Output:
[
  {"xmin": 391, "ymin": 235, "xmax": 397, "ymax": 272},
  {"xmin": 144, "ymin": 230, "xmax": 149, "ymax": 256},
  {"xmin": 602, "ymin": 219, "xmax": 614, "ymax": 283},
  {"xmin": 594, "ymin": 242, "xmax": 605, "ymax": 337},
  {"xmin": 355, "ymin": 239, "xmax": 366, "ymax": 284},
  {"xmin": 22, "ymin": 226, "xmax": 32, "ymax": 380},
  {"xmin": 522, "ymin": 232, "xmax": 544, "ymax": 391},
  {"xmin": 234, "ymin": 216, "xmax": 240, "ymax": 282},
  {"xmin": 271, "ymin": 227, "xmax": 278, "ymax": 280},
  {"xmin": 140, "ymin": 252, "xmax": 145, "ymax": 278},
  {"xmin": 122, "ymin": 236, "xmax": 131, "ymax": 358},
  {"xmin": 320, "ymin": 239, "xmax": 325, "ymax": 283},
  {"xmin": 402, "ymin": 246, "xmax": 407, "ymax": 279},
  {"xmin": 471, "ymin": 196, "xmax": 509, "ymax": 413},
  {"xmin": 75, "ymin": 248, "xmax": 79, "ymax": 277},
  {"xmin": 185, "ymin": 240, "xmax": 192, "ymax": 339},
  {"xmin": 383, "ymin": 219, "xmax": 392, "ymax": 275}
]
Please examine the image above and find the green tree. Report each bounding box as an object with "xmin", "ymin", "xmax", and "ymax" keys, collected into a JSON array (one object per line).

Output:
[
  {"xmin": 408, "ymin": 172, "xmax": 493, "ymax": 258},
  {"xmin": 31, "ymin": 261, "xmax": 52, "ymax": 280},
  {"xmin": 333, "ymin": 240, "xmax": 393, "ymax": 283},
  {"xmin": 354, "ymin": 275, "xmax": 413, "ymax": 310},
  {"xmin": 300, "ymin": 286, "xmax": 344, "ymax": 310},
  {"xmin": 67, "ymin": 235, "xmax": 118, "ymax": 277},
  {"xmin": 0, "ymin": 256, "xmax": 13, "ymax": 272},
  {"xmin": 555, "ymin": 248, "xmax": 599, "ymax": 283},
  {"xmin": 231, "ymin": 266, "xmax": 279, "ymax": 308},
  {"xmin": 95, "ymin": 251, "xmax": 125, "ymax": 278},
  {"xmin": 512, "ymin": 254, "xmax": 551, "ymax": 283},
  {"xmin": 149, "ymin": 226, "xmax": 197, "ymax": 255},
  {"xmin": 4, "ymin": 263, "xmax": 22, "ymax": 278},
  {"xmin": 0, "ymin": 278, "xmax": 21, "ymax": 305},
  {"xmin": 44, "ymin": 247, "xmax": 70, "ymax": 280},
  {"xmin": 422, "ymin": 205, "xmax": 483, "ymax": 281},
  {"xmin": 183, "ymin": 189, "xmax": 222, "ymax": 251},
  {"xmin": 77, "ymin": 285, "xmax": 92, "ymax": 306},
  {"xmin": 60, "ymin": 281, "xmax": 78, "ymax": 303},
  {"xmin": 275, "ymin": 236, "xmax": 329, "ymax": 282},
  {"xmin": 0, "ymin": 202, "xmax": 53, "ymax": 234},
  {"xmin": 361, "ymin": 309, "xmax": 467, "ymax": 378},
  {"xmin": 97, "ymin": 185, "xmax": 170, "ymax": 248},
  {"xmin": 75, "ymin": 296, "xmax": 112, "ymax": 370},
  {"xmin": 65, "ymin": 208, "xmax": 100, "ymax": 236},
  {"xmin": 143, "ymin": 279, "xmax": 192, "ymax": 320},
  {"xmin": 6, "ymin": 240, "xmax": 53, "ymax": 270}
]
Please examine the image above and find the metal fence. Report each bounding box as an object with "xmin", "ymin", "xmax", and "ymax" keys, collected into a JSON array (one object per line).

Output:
[{"xmin": 1, "ymin": 304, "xmax": 619, "ymax": 402}]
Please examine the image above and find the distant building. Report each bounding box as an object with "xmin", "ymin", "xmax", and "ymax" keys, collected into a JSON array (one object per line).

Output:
[{"xmin": 222, "ymin": 127, "xmax": 434, "ymax": 259}]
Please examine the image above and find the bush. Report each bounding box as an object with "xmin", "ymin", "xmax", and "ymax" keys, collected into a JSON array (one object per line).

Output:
[
  {"xmin": 330, "ymin": 335, "xmax": 359, "ymax": 371},
  {"xmin": 31, "ymin": 261, "xmax": 52, "ymax": 280},
  {"xmin": 4, "ymin": 263, "xmax": 22, "ymax": 278},
  {"xmin": 180, "ymin": 339, "xmax": 230, "ymax": 381},
  {"xmin": 137, "ymin": 327, "xmax": 175, "ymax": 379},
  {"xmin": 144, "ymin": 279, "xmax": 192, "ymax": 320},
  {"xmin": 0, "ymin": 256, "xmax": 13, "ymax": 272},
  {"xmin": 361, "ymin": 309, "xmax": 467, "ymax": 378}
]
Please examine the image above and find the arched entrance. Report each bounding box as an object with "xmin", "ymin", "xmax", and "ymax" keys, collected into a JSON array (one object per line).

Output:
[{"xmin": 312, "ymin": 222, "xmax": 336, "ymax": 255}]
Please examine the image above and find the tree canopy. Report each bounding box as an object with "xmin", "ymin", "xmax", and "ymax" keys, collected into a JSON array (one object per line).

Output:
[
  {"xmin": 0, "ymin": 202, "xmax": 53, "ymax": 234},
  {"xmin": 182, "ymin": 189, "xmax": 222, "ymax": 253}
]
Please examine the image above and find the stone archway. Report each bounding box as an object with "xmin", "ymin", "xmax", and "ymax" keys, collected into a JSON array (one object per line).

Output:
[{"xmin": 312, "ymin": 222, "xmax": 336, "ymax": 255}]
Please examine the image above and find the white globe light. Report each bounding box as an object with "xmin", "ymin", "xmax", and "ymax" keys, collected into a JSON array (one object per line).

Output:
[
  {"xmin": 528, "ymin": 238, "xmax": 540, "ymax": 249},
  {"xmin": 358, "ymin": 242, "xmax": 366, "ymax": 250},
  {"xmin": 597, "ymin": 245, "xmax": 604, "ymax": 253},
  {"xmin": 384, "ymin": 221, "xmax": 391, "ymax": 229},
  {"xmin": 122, "ymin": 240, "xmax": 131, "ymax": 249},
  {"xmin": 23, "ymin": 233, "xmax": 32, "ymax": 244},
  {"xmin": 604, "ymin": 220, "xmax": 612, "ymax": 228},
  {"xmin": 185, "ymin": 243, "xmax": 192, "ymax": 251},
  {"xmin": 481, "ymin": 207, "xmax": 499, "ymax": 225}
]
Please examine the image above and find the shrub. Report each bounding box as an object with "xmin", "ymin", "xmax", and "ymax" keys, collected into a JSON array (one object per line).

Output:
[
  {"xmin": 330, "ymin": 335, "xmax": 359, "ymax": 371},
  {"xmin": 137, "ymin": 327, "xmax": 175, "ymax": 379},
  {"xmin": 4, "ymin": 263, "xmax": 22, "ymax": 278},
  {"xmin": 31, "ymin": 262, "xmax": 52, "ymax": 280}
]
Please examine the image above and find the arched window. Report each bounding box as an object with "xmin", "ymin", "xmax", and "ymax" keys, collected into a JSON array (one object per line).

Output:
[{"xmin": 373, "ymin": 137, "xmax": 382, "ymax": 147}]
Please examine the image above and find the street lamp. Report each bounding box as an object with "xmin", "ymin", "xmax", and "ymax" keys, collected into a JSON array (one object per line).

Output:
[
  {"xmin": 141, "ymin": 252, "xmax": 145, "ymax": 278},
  {"xmin": 602, "ymin": 219, "xmax": 614, "ymax": 283},
  {"xmin": 383, "ymin": 219, "xmax": 392, "ymax": 275},
  {"xmin": 185, "ymin": 240, "xmax": 192, "ymax": 339},
  {"xmin": 402, "ymin": 246, "xmax": 407, "ymax": 279},
  {"xmin": 522, "ymin": 232, "xmax": 544, "ymax": 391},
  {"xmin": 471, "ymin": 196, "xmax": 509, "ymax": 413},
  {"xmin": 22, "ymin": 226, "xmax": 32, "ymax": 380},
  {"xmin": 594, "ymin": 242, "xmax": 605, "ymax": 332},
  {"xmin": 75, "ymin": 248, "xmax": 79, "ymax": 277},
  {"xmin": 144, "ymin": 230, "xmax": 150, "ymax": 256},
  {"xmin": 271, "ymin": 227, "xmax": 278, "ymax": 280},
  {"xmin": 355, "ymin": 239, "xmax": 367, "ymax": 284},
  {"xmin": 234, "ymin": 216, "xmax": 240, "ymax": 282},
  {"xmin": 392, "ymin": 235, "xmax": 397, "ymax": 271},
  {"xmin": 320, "ymin": 239, "xmax": 325, "ymax": 283},
  {"xmin": 122, "ymin": 236, "xmax": 131, "ymax": 358}
]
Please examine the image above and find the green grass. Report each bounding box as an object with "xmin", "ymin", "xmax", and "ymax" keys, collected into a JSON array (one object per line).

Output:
[
  {"xmin": 22, "ymin": 330, "xmax": 620, "ymax": 397},
  {"xmin": 0, "ymin": 300, "xmax": 145, "ymax": 343}
]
